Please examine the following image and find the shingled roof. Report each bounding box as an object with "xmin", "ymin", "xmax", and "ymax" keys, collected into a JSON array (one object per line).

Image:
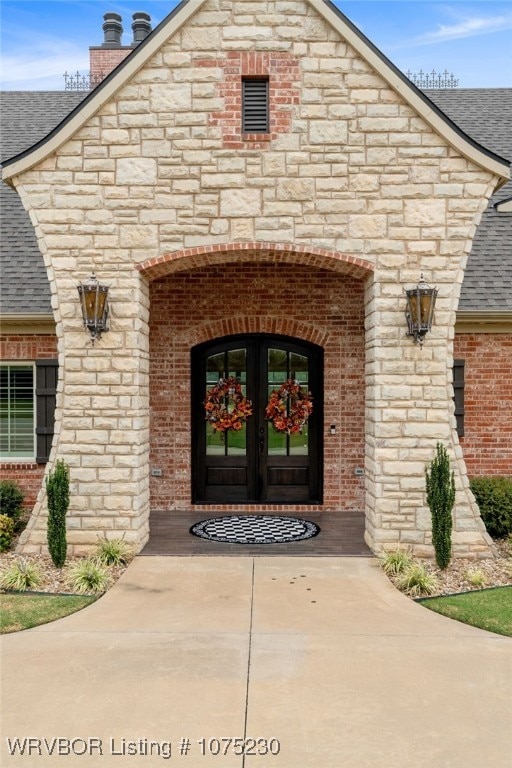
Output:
[
  {"xmin": 426, "ymin": 89, "xmax": 512, "ymax": 312},
  {"xmin": 1, "ymin": 92, "xmax": 87, "ymax": 316},
  {"xmin": 1, "ymin": 88, "xmax": 511, "ymax": 316}
]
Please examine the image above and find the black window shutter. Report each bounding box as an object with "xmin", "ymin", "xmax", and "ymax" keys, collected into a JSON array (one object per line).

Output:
[
  {"xmin": 242, "ymin": 78, "xmax": 269, "ymax": 133},
  {"xmin": 453, "ymin": 359, "xmax": 465, "ymax": 438},
  {"xmin": 35, "ymin": 359, "xmax": 58, "ymax": 463}
]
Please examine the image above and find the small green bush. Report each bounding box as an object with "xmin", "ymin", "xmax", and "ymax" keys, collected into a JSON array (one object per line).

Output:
[
  {"xmin": 470, "ymin": 476, "xmax": 512, "ymax": 539},
  {"xmin": 0, "ymin": 515, "xmax": 15, "ymax": 552},
  {"xmin": 46, "ymin": 460, "xmax": 70, "ymax": 568},
  {"xmin": 380, "ymin": 549, "xmax": 413, "ymax": 576},
  {"xmin": 0, "ymin": 558, "xmax": 42, "ymax": 592},
  {"xmin": 65, "ymin": 559, "xmax": 112, "ymax": 595},
  {"xmin": 0, "ymin": 480, "xmax": 24, "ymax": 522},
  {"xmin": 94, "ymin": 537, "xmax": 134, "ymax": 567},
  {"xmin": 396, "ymin": 563, "xmax": 439, "ymax": 597},
  {"xmin": 465, "ymin": 569, "xmax": 487, "ymax": 588}
]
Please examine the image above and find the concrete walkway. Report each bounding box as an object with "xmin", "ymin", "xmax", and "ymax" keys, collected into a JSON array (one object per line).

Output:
[{"xmin": 1, "ymin": 557, "xmax": 510, "ymax": 767}]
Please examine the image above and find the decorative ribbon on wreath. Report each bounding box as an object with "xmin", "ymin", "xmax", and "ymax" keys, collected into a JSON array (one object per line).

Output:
[
  {"xmin": 204, "ymin": 376, "xmax": 253, "ymax": 434},
  {"xmin": 265, "ymin": 379, "xmax": 313, "ymax": 435}
]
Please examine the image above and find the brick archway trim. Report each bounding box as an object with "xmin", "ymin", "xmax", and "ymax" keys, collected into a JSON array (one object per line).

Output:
[
  {"xmin": 183, "ymin": 315, "xmax": 330, "ymax": 349},
  {"xmin": 137, "ymin": 242, "xmax": 375, "ymax": 281}
]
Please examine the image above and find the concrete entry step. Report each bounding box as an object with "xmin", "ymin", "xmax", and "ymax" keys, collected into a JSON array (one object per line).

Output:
[{"xmin": 141, "ymin": 509, "xmax": 373, "ymax": 556}]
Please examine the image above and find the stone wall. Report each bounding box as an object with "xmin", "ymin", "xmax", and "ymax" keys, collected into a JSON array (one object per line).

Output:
[{"xmin": 13, "ymin": 0, "xmax": 498, "ymax": 555}]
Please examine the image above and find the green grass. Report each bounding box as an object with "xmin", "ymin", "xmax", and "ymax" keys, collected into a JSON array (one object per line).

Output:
[
  {"xmin": 0, "ymin": 593, "xmax": 97, "ymax": 634},
  {"xmin": 418, "ymin": 586, "xmax": 512, "ymax": 637}
]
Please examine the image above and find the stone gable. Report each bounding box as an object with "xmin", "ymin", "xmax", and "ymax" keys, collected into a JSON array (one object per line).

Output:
[{"xmin": 12, "ymin": 0, "xmax": 499, "ymax": 556}]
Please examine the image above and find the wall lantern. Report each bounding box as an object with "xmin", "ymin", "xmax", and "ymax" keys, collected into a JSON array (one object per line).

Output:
[
  {"xmin": 405, "ymin": 274, "xmax": 438, "ymax": 347},
  {"xmin": 77, "ymin": 274, "xmax": 109, "ymax": 342}
]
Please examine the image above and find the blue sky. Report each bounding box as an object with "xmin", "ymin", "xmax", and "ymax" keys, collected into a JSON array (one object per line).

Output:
[{"xmin": 1, "ymin": 1, "xmax": 511, "ymax": 90}]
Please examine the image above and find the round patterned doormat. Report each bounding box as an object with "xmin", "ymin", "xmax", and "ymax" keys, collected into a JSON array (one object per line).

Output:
[{"xmin": 190, "ymin": 515, "xmax": 321, "ymax": 545}]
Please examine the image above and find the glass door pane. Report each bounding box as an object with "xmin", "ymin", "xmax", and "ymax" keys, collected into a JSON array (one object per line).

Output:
[
  {"xmin": 205, "ymin": 348, "xmax": 248, "ymax": 456},
  {"xmin": 267, "ymin": 348, "xmax": 310, "ymax": 457}
]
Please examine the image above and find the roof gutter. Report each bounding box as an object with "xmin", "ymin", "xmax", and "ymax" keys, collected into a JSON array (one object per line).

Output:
[
  {"xmin": 1, "ymin": 313, "xmax": 55, "ymax": 334},
  {"xmin": 455, "ymin": 310, "xmax": 512, "ymax": 332}
]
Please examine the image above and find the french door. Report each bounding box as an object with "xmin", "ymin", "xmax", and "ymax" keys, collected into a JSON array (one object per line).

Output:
[{"xmin": 192, "ymin": 335, "xmax": 322, "ymax": 504}]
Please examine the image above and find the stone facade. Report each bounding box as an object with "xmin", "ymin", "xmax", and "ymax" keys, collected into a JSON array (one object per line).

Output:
[{"xmin": 8, "ymin": 0, "xmax": 503, "ymax": 556}]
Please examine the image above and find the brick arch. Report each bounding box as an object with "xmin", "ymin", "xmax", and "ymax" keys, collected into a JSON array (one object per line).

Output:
[
  {"xmin": 137, "ymin": 242, "xmax": 375, "ymax": 281},
  {"xmin": 183, "ymin": 315, "xmax": 330, "ymax": 349}
]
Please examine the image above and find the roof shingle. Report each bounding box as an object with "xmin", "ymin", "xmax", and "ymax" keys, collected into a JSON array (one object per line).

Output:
[
  {"xmin": 1, "ymin": 92, "xmax": 86, "ymax": 315},
  {"xmin": 426, "ymin": 89, "xmax": 512, "ymax": 311}
]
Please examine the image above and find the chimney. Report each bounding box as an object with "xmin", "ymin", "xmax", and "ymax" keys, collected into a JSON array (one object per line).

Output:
[
  {"xmin": 132, "ymin": 12, "xmax": 152, "ymax": 46},
  {"xmin": 102, "ymin": 12, "xmax": 123, "ymax": 47},
  {"xmin": 89, "ymin": 12, "xmax": 133, "ymax": 88}
]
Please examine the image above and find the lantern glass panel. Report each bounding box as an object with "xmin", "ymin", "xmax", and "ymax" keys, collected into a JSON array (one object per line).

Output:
[{"xmin": 82, "ymin": 288, "xmax": 98, "ymax": 324}]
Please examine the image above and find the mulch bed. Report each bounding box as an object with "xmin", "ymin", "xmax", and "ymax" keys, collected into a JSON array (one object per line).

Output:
[{"xmin": 1, "ymin": 539, "xmax": 510, "ymax": 597}]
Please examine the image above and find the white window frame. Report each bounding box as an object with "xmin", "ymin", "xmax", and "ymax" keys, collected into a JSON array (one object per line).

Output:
[{"xmin": 0, "ymin": 362, "xmax": 36, "ymax": 461}]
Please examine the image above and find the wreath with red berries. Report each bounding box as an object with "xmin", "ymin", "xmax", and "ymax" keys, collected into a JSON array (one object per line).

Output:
[
  {"xmin": 204, "ymin": 376, "xmax": 253, "ymax": 434},
  {"xmin": 265, "ymin": 379, "xmax": 313, "ymax": 435}
]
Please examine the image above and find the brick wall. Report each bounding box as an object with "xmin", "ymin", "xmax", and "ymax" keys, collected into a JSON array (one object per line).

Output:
[
  {"xmin": 89, "ymin": 47, "xmax": 132, "ymax": 83},
  {"xmin": 201, "ymin": 51, "xmax": 300, "ymax": 149},
  {"xmin": 454, "ymin": 333, "xmax": 512, "ymax": 477},
  {"xmin": 150, "ymin": 263, "xmax": 365, "ymax": 511},
  {"xmin": 1, "ymin": 335, "xmax": 57, "ymax": 360},
  {"xmin": 0, "ymin": 334, "xmax": 58, "ymax": 510}
]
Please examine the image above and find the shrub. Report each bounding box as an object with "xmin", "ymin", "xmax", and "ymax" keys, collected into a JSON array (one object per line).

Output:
[
  {"xmin": 94, "ymin": 537, "xmax": 134, "ymax": 567},
  {"xmin": 0, "ymin": 515, "xmax": 15, "ymax": 552},
  {"xmin": 0, "ymin": 480, "xmax": 24, "ymax": 523},
  {"xmin": 46, "ymin": 460, "xmax": 70, "ymax": 568},
  {"xmin": 465, "ymin": 569, "xmax": 487, "ymax": 588},
  {"xmin": 396, "ymin": 563, "xmax": 439, "ymax": 597},
  {"xmin": 426, "ymin": 443, "xmax": 455, "ymax": 570},
  {"xmin": 380, "ymin": 549, "xmax": 413, "ymax": 576},
  {"xmin": 0, "ymin": 558, "xmax": 42, "ymax": 591},
  {"xmin": 469, "ymin": 476, "xmax": 512, "ymax": 539},
  {"xmin": 65, "ymin": 559, "xmax": 112, "ymax": 595}
]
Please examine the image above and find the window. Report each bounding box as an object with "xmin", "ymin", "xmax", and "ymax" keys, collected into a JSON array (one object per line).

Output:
[
  {"xmin": 0, "ymin": 365, "xmax": 35, "ymax": 458},
  {"xmin": 242, "ymin": 78, "xmax": 269, "ymax": 133},
  {"xmin": 453, "ymin": 359, "xmax": 465, "ymax": 438},
  {"xmin": 0, "ymin": 360, "xmax": 57, "ymax": 462}
]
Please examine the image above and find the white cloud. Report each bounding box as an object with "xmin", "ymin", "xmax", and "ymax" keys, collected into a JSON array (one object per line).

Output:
[
  {"xmin": 400, "ymin": 13, "xmax": 512, "ymax": 47},
  {"xmin": 0, "ymin": 44, "xmax": 89, "ymax": 90}
]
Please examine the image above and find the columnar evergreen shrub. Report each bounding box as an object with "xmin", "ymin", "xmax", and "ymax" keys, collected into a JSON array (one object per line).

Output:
[
  {"xmin": 0, "ymin": 514, "xmax": 15, "ymax": 552},
  {"xmin": 469, "ymin": 476, "xmax": 512, "ymax": 538},
  {"xmin": 426, "ymin": 443, "xmax": 455, "ymax": 570},
  {"xmin": 0, "ymin": 480, "xmax": 24, "ymax": 522},
  {"xmin": 46, "ymin": 460, "xmax": 69, "ymax": 568}
]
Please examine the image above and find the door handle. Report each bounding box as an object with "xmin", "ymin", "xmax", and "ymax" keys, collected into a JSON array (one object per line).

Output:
[{"xmin": 259, "ymin": 428, "xmax": 265, "ymax": 454}]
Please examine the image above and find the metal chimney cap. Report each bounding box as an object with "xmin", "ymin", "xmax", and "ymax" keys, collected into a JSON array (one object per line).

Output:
[
  {"xmin": 132, "ymin": 11, "xmax": 152, "ymax": 45},
  {"xmin": 102, "ymin": 12, "xmax": 123, "ymax": 47}
]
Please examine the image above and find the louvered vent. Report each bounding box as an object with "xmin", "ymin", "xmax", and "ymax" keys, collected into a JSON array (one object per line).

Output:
[{"xmin": 242, "ymin": 78, "xmax": 269, "ymax": 133}]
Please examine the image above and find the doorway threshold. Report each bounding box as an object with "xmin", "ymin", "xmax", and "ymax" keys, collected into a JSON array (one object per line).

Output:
[{"xmin": 140, "ymin": 509, "xmax": 373, "ymax": 557}]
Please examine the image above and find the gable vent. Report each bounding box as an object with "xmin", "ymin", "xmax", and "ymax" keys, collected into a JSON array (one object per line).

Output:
[{"xmin": 242, "ymin": 78, "xmax": 269, "ymax": 133}]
